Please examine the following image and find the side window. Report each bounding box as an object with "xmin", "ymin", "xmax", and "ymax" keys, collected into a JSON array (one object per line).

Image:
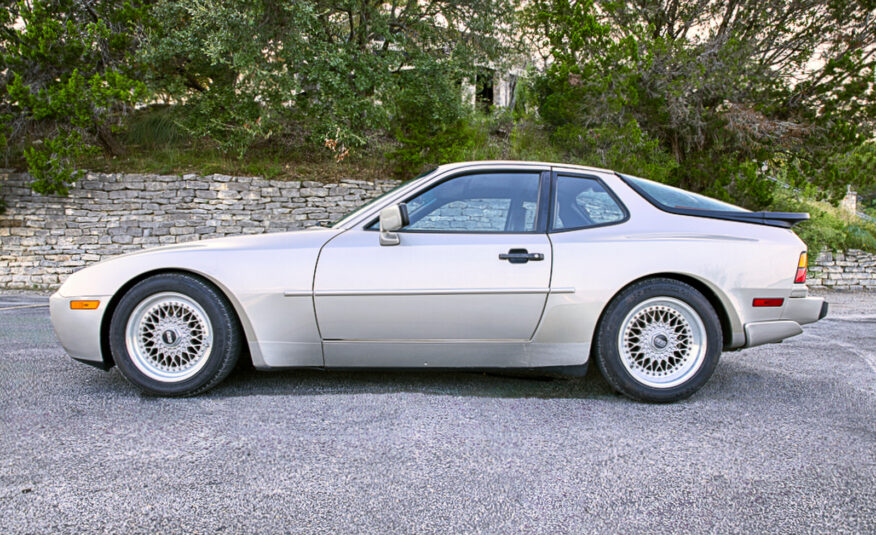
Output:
[
  {"xmin": 552, "ymin": 175, "xmax": 626, "ymax": 231},
  {"xmin": 401, "ymin": 172, "xmax": 541, "ymax": 233}
]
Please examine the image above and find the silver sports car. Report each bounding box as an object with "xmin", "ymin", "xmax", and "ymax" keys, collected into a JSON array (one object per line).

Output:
[{"xmin": 50, "ymin": 161, "xmax": 827, "ymax": 402}]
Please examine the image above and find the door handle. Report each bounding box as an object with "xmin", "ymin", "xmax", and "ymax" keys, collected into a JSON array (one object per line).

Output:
[{"xmin": 499, "ymin": 249, "xmax": 544, "ymax": 264}]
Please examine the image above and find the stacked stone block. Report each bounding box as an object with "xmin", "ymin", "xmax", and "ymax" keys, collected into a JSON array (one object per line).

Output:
[
  {"xmin": 807, "ymin": 249, "xmax": 876, "ymax": 291},
  {"xmin": 0, "ymin": 170, "xmax": 396, "ymax": 289}
]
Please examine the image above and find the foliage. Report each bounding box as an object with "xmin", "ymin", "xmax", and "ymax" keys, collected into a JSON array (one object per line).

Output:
[
  {"xmin": 0, "ymin": 0, "xmax": 149, "ymax": 194},
  {"xmin": 2, "ymin": 0, "xmax": 875, "ymax": 255},
  {"xmin": 770, "ymin": 191, "xmax": 876, "ymax": 256},
  {"xmin": 522, "ymin": 0, "xmax": 876, "ymax": 205},
  {"xmin": 389, "ymin": 62, "xmax": 482, "ymax": 175},
  {"xmin": 141, "ymin": 0, "xmax": 517, "ymax": 160},
  {"xmin": 522, "ymin": 0, "xmax": 678, "ymax": 183},
  {"xmin": 139, "ymin": 0, "xmax": 308, "ymax": 157},
  {"xmin": 22, "ymin": 131, "xmax": 98, "ymax": 195},
  {"xmin": 122, "ymin": 106, "xmax": 188, "ymax": 150}
]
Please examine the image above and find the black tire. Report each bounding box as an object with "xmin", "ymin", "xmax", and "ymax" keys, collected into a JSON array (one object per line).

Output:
[
  {"xmin": 594, "ymin": 278, "xmax": 722, "ymax": 403},
  {"xmin": 109, "ymin": 273, "xmax": 242, "ymax": 396}
]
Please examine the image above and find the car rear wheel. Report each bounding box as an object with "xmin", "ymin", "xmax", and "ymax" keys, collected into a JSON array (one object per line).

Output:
[
  {"xmin": 109, "ymin": 273, "xmax": 242, "ymax": 396},
  {"xmin": 594, "ymin": 278, "xmax": 722, "ymax": 403}
]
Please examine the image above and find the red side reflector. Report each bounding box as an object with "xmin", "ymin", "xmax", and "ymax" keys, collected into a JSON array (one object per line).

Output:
[{"xmin": 753, "ymin": 298, "xmax": 784, "ymax": 307}]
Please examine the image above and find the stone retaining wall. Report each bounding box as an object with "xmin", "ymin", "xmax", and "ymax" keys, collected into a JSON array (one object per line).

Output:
[
  {"xmin": 0, "ymin": 170, "xmax": 397, "ymax": 289},
  {"xmin": 1, "ymin": 169, "xmax": 874, "ymax": 291},
  {"xmin": 808, "ymin": 249, "xmax": 876, "ymax": 291}
]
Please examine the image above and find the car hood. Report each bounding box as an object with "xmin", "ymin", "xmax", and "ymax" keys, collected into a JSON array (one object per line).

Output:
[
  {"xmin": 115, "ymin": 227, "xmax": 340, "ymax": 257},
  {"xmin": 56, "ymin": 228, "xmax": 342, "ymax": 297}
]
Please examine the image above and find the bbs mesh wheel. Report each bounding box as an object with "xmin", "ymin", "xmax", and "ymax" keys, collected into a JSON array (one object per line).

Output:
[
  {"xmin": 109, "ymin": 273, "xmax": 242, "ymax": 396},
  {"xmin": 594, "ymin": 278, "xmax": 722, "ymax": 403}
]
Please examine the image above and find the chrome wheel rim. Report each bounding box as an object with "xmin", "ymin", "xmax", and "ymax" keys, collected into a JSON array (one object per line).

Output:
[
  {"xmin": 125, "ymin": 292, "xmax": 213, "ymax": 383},
  {"xmin": 618, "ymin": 297, "xmax": 706, "ymax": 389}
]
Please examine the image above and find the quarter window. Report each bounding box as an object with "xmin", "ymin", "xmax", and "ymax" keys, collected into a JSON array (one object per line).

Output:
[
  {"xmin": 620, "ymin": 173, "xmax": 746, "ymax": 212},
  {"xmin": 552, "ymin": 175, "xmax": 626, "ymax": 231},
  {"xmin": 401, "ymin": 172, "xmax": 541, "ymax": 233}
]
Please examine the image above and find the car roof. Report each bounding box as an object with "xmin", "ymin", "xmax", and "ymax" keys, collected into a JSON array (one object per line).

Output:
[{"xmin": 434, "ymin": 160, "xmax": 615, "ymax": 176}]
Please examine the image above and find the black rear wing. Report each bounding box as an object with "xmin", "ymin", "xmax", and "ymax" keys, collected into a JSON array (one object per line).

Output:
[{"xmin": 699, "ymin": 210, "xmax": 810, "ymax": 228}]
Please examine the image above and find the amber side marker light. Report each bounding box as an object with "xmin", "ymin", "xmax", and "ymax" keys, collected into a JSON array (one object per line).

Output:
[
  {"xmin": 794, "ymin": 252, "xmax": 808, "ymax": 283},
  {"xmin": 70, "ymin": 300, "xmax": 100, "ymax": 310},
  {"xmin": 753, "ymin": 298, "xmax": 784, "ymax": 307}
]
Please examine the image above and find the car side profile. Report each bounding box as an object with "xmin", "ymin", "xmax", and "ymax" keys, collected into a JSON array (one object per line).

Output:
[{"xmin": 50, "ymin": 161, "xmax": 827, "ymax": 402}]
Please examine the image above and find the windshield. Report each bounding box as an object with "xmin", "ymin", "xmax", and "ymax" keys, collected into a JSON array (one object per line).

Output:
[
  {"xmin": 620, "ymin": 174, "xmax": 747, "ymax": 213},
  {"xmin": 329, "ymin": 168, "xmax": 438, "ymax": 228}
]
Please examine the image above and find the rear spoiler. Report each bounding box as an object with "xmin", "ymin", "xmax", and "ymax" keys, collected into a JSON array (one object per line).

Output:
[{"xmin": 702, "ymin": 211, "xmax": 810, "ymax": 229}]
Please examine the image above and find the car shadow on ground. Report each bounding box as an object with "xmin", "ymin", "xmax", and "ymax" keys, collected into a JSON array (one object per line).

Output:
[
  {"xmin": 199, "ymin": 353, "xmax": 872, "ymax": 404},
  {"xmin": 53, "ymin": 342, "xmax": 625, "ymax": 401},
  {"xmin": 71, "ymin": 353, "xmax": 873, "ymax": 411},
  {"xmin": 69, "ymin": 344, "xmax": 850, "ymax": 403},
  {"xmin": 205, "ymin": 362, "xmax": 620, "ymax": 400},
  {"xmin": 74, "ymin": 355, "xmax": 807, "ymax": 402},
  {"xmin": 71, "ymin": 354, "xmax": 860, "ymax": 407}
]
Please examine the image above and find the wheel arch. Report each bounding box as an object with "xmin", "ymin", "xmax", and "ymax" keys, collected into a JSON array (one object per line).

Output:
[
  {"xmin": 99, "ymin": 268, "xmax": 256, "ymax": 369},
  {"xmin": 593, "ymin": 272, "xmax": 740, "ymax": 352}
]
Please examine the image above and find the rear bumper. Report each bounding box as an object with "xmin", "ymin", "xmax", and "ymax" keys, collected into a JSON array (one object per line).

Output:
[
  {"xmin": 743, "ymin": 296, "xmax": 827, "ymax": 348},
  {"xmin": 782, "ymin": 295, "xmax": 828, "ymax": 326}
]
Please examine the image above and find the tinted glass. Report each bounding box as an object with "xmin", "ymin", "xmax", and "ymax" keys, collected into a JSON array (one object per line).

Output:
[
  {"xmin": 403, "ymin": 172, "xmax": 541, "ymax": 232},
  {"xmin": 553, "ymin": 176, "xmax": 626, "ymax": 230},
  {"xmin": 622, "ymin": 174, "xmax": 747, "ymax": 212}
]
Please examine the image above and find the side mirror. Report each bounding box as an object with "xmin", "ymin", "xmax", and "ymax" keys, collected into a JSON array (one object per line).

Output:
[{"xmin": 379, "ymin": 203, "xmax": 409, "ymax": 246}]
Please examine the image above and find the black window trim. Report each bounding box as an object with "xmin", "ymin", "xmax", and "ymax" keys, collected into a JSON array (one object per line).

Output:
[
  {"xmin": 363, "ymin": 168, "xmax": 551, "ymax": 235},
  {"xmin": 548, "ymin": 170, "xmax": 630, "ymax": 233}
]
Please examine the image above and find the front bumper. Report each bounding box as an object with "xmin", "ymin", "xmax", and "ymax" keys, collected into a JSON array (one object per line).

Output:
[
  {"xmin": 743, "ymin": 296, "xmax": 827, "ymax": 348},
  {"xmin": 50, "ymin": 292, "xmax": 110, "ymax": 366}
]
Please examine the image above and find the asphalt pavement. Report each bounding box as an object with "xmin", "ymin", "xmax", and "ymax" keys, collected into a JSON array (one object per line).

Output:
[{"xmin": 0, "ymin": 291, "xmax": 873, "ymax": 534}]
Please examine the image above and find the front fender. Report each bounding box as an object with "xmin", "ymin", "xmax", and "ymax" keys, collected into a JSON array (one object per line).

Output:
[{"xmin": 53, "ymin": 229, "xmax": 340, "ymax": 368}]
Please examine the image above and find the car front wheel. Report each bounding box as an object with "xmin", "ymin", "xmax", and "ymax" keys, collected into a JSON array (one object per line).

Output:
[
  {"xmin": 109, "ymin": 273, "xmax": 242, "ymax": 396},
  {"xmin": 594, "ymin": 278, "xmax": 722, "ymax": 403}
]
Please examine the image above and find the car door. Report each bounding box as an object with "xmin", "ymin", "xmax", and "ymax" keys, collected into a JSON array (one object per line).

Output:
[{"xmin": 314, "ymin": 169, "xmax": 553, "ymax": 367}]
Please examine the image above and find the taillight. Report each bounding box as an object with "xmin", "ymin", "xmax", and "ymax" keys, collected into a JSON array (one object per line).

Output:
[{"xmin": 794, "ymin": 252, "xmax": 807, "ymax": 283}]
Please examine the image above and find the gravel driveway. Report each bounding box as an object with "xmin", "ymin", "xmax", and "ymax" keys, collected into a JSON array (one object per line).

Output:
[{"xmin": 1, "ymin": 292, "xmax": 874, "ymax": 534}]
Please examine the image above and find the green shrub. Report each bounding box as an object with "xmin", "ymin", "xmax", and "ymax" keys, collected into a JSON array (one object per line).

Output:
[
  {"xmin": 550, "ymin": 120, "xmax": 678, "ymax": 182},
  {"xmin": 122, "ymin": 106, "xmax": 188, "ymax": 149},
  {"xmin": 23, "ymin": 131, "xmax": 98, "ymax": 195},
  {"xmin": 769, "ymin": 193, "xmax": 876, "ymax": 256},
  {"xmin": 1, "ymin": 1, "xmax": 149, "ymax": 194},
  {"xmin": 507, "ymin": 119, "xmax": 565, "ymax": 163},
  {"xmin": 389, "ymin": 63, "xmax": 482, "ymax": 176}
]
